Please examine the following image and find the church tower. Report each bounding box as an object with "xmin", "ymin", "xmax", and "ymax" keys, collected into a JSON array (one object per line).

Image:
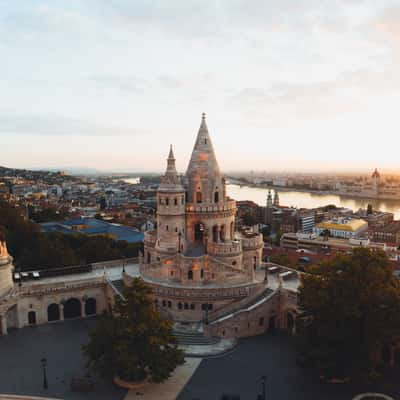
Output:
[
  {"xmin": 273, "ymin": 190, "xmax": 280, "ymax": 207},
  {"xmin": 156, "ymin": 146, "xmax": 186, "ymax": 253},
  {"xmin": 0, "ymin": 233, "xmax": 14, "ymax": 298}
]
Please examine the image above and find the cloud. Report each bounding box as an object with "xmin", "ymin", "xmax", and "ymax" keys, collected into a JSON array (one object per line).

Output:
[{"xmin": 0, "ymin": 114, "xmax": 145, "ymax": 136}]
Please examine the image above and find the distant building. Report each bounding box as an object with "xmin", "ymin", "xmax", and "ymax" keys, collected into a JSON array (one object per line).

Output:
[
  {"xmin": 41, "ymin": 217, "xmax": 144, "ymax": 243},
  {"xmin": 314, "ymin": 218, "xmax": 368, "ymax": 239},
  {"xmin": 372, "ymin": 221, "xmax": 400, "ymax": 245}
]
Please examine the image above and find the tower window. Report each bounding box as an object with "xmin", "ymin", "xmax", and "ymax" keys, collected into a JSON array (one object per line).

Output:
[
  {"xmin": 174, "ymin": 198, "xmax": 177, "ymax": 205},
  {"xmin": 200, "ymin": 269, "xmax": 204, "ymax": 279},
  {"xmin": 204, "ymin": 138, "xmax": 207, "ymax": 144},
  {"xmin": 166, "ymin": 198, "xmax": 169, "ymax": 206},
  {"xmin": 214, "ymin": 191, "xmax": 219, "ymax": 203},
  {"xmin": 188, "ymin": 270, "xmax": 193, "ymax": 280},
  {"xmin": 166, "ymin": 225, "xmax": 169, "ymax": 231},
  {"xmin": 196, "ymin": 192, "xmax": 202, "ymax": 203}
]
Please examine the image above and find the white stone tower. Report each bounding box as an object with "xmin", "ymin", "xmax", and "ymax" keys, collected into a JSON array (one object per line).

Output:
[{"xmin": 156, "ymin": 145, "xmax": 186, "ymax": 254}]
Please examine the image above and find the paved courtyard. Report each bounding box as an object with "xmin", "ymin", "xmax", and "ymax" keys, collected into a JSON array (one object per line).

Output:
[
  {"xmin": 178, "ymin": 334, "xmax": 397, "ymax": 400},
  {"xmin": 0, "ymin": 318, "xmax": 126, "ymax": 400}
]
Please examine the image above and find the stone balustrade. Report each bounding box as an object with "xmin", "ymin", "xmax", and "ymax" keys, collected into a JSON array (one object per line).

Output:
[
  {"xmin": 186, "ymin": 199, "xmax": 236, "ymax": 215},
  {"xmin": 207, "ymin": 240, "xmax": 242, "ymax": 256},
  {"xmin": 144, "ymin": 230, "xmax": 157, "ymax": 247},
  {"xmin": 240, "ymin": 233, "xmax": 264, "ymax": 250}
]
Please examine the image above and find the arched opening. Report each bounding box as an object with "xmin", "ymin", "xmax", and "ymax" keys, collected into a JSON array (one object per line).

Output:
[
  {"xmin": 147, "ymin": 252, "xmax": 151, "ymax": 264},
  {"xmin": 212, "ymin": 225, "xmax": 218, "ymax": 242},
  {"xmin": 63, "ymin": 298, "xmax": 82, "ymax": 319},
  {"xmin": 85, "ymin": 298, "xmax": 97, "ymax": 316},
  {"xmin": 220, "ymin": 225, "xmax": 226, "ymax": 242},
  {"xmin": 287, "ymin": 312, "xmax": 295, "ymax": 334},
  {"xmin": 268, "ymin": 316, "xmax": 276, "ymax": 334},
  {"xmin": 253, "ymin": 256, "xmax": 257, "ymax": 270},
  {"xmin": 178, "ymin": 302, "xmax": 183, "ymax": 310},
  {"xmin": 188, "ymin": 270, "xmax": 193, "ymax": 280},
  {"xmin": 214, "ymin": 191, "xmax": 219, "ymax": 203},
  {"xmin": 196, "ymin": 191, "xmax": 202, "ymax": 203},
  {"xmin": 47, "ymin": 303, "xmax": 60, "ymax": 322},
  {"xmin": 194, "ymin": 223, "xmax": 204, "ymax": 241},
  {"xmin": 28, "ymin": 311, "xmax": 36, "ymax": 325},
  {"xmin": 184, "ymin": 303, "xmax": 189, "ymax": 310}
]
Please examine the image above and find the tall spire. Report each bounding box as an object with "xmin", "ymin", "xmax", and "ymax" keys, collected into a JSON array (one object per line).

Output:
[
  {"xmin": 186, "ymin": 113, "xmax": 223, "ymax": 203},
  {"xmin": 266, "ymin": 190, "xmax": 273, "ymax": 208},
  {"xmin": 159, "ymin": 145, "xmax": 183, "ymax": 192}
]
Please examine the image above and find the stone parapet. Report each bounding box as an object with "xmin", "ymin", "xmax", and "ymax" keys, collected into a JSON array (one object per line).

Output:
[
  {"xmin": 144, "ymin": 230, "xmax": 157, "ymax": 247},
  {"xmin": 186, "ymin": 199, "xmax": 236, "ymax": 216},
  {"xmin": 207, "ymin": 240, "xmax": 242, "ymax": 256},
  {"xmin": 240, "ymin": 233, "xmax": 263, "ymax": 250}
]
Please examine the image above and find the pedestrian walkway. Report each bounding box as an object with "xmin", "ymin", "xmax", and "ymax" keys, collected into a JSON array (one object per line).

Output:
[{"xmin": 124, "ymin": 358, "xmax": 201, "ymax": 400}]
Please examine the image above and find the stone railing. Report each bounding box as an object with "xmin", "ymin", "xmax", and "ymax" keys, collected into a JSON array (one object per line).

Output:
[
  {"xmin": 144, "ymin": 230, "xmax": 157, "ymax": 247},
  {"xmin": 207, "ymin": 240, "xmax": 242, "ymax": 256},
  {"xmin": 240, "ymin": 233, "xmax": 263, "ymax": 250},
  {"xmin": 186, "ymin": 199, "xmax": 236, "ymax": 215}
]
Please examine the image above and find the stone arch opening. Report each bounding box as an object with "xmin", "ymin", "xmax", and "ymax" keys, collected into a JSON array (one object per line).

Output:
[
  {"xmin": 188, "ymin": 270, "xmax": 193, "ymax": 280},
  {"xmin": 220, "ymin": 224, "xmax": 226, "ymax": 241},
  {"xmin": 196, "ymin": 191, "xmax": 202, "ymax": 203},
  {"xmin": 194, "ymin": 223, "xmax": 204, "ymax": 241},
  {"xmin": 287, "ymin": 312, "xmax": 295, "ymax": 334},
  {"xmin": 63, "ymin": 298, "xmax": 82, "ymax": 319},
  {"xmin": 212, "ymin": 225, "xmax": 218, "ymax": 242},
  {"xmin": 268, "ymin": 315, "xmax": 276, "ymax": 333},
  {"xmin": 47, "ymin": 303, "xmax": 60, "ymax": 322},
  {"xmin": 28, "ymin": 311, "xmax": 36, "ymax": 325},
  {"xmin": 85, "ymin": 298, "xmax": 97, "ymax": 316},
  {"xmin": 147, "ymin": 252, "xmax": 151, "ymax": 264},
  {"xmin": 214, "ymin": 191, "xmax": 219, "ymax": 203}
]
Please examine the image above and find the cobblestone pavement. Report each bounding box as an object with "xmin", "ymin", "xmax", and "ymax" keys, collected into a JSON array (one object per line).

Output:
[
  {"xmin": 177, "ymin": 334, "xmax": 397, "ymax": 400},
  {"xmin": 0, "ymin": 318, "xmax": 126, "ymax": 400}
]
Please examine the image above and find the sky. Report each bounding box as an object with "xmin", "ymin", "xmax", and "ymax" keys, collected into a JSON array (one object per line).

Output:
[{"xmin": 1, "ymin": 0, "xmax": 400, "ymax": 174}]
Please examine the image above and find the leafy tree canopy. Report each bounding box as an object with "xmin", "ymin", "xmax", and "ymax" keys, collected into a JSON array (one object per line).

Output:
[
  {"xmin": 83, "ymin": 278, "xmax": 185, "ymax": 383},
  {"xmin": 298, "ymin": 248, "xmax": 400, "ymax": 381}
]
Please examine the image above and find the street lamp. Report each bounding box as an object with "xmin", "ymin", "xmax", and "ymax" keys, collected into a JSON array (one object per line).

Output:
[
  {"xmin": 41, "ymin": 358, "xmax": 48, "ymax": 389},
  {"xmin": 257, "ymin": 375, "xmax": 267, "ymax": 400},
  {"xmin": 122, "ymin": 256, "xmax": 126, "ymax": 273}
]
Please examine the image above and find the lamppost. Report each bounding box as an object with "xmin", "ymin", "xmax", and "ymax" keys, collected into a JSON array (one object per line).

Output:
[
  {"xmin": 41, "ymin": 358, "xmax": 48, "ymax": 389},
  {"xmin": 257, "ymin": 375, "xmax": 267, "ymax": 400},
  {"xmin": 122, "ymin": 256, "xmax": 126, "ymax": 273}
]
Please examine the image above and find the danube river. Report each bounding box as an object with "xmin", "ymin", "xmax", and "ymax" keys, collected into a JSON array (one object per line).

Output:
[
  {"xmin": 124, "ymin": 178, "xmax": 400, "ymax": 219},
  {"xmin": 226, "ymin": 184, "xmax": 400, "ymax": 219}
]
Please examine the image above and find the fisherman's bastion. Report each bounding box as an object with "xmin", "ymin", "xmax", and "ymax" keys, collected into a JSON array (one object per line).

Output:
[{"xmin": 0, "ymin": 115, "xmax": 300, "ymax": 341}]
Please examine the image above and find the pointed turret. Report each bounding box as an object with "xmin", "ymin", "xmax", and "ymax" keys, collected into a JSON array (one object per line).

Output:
[
  {"xmin": 273, "ymin": 190, "xmax": 280, "ymax": 207},
  {"xmin": 186, "ymin": 113, "xmax": 224, "ymax": 204},
  {"xmin": 159, "ymin": 145, "xmax": 184, "ymax": 192},
  {"xmin": 266, "ymin": 190, "xmax": 273, "ymax": 208}
]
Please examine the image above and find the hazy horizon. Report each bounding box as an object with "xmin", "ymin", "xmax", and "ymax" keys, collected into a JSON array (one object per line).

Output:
[{"xmin": 2, "ymin": 1, "xmax": 400, "ymax": 173}]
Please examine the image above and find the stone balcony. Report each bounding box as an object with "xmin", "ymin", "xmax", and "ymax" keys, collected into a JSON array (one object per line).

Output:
[
  {"xmin": 238, "ymin": 232, "xmax": 264, "ymax": 250},
  {"xmin": 186, "ymin": 199, "xmax": 236, "ymax": 215},
  {"xmin": 144, "ymin": 230, "xmax": 157, "ymax": 247},
  {"xmin": 207, "ymin": 240, "xmax": 242, "ymax": 256}
]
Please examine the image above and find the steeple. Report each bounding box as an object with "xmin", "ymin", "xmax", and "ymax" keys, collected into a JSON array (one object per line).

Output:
[
  {"xmin": 186, "ymin": 113, "xmax": 223, "ymax": 204},
  {"xmin": 159, "ymin": 145, "xmax": 184, "ymax": 192},
  {"xmin": 266, "ymin": 190, "xmax": 273, "ymax": 208},
  {"xmin": 273, "ymin": 190, "xmax": 279, "ymax": 207}
]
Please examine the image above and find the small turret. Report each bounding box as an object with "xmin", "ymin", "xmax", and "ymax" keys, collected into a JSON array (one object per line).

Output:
[
  {"xmin": 273, "ymin": 190, "xmax": 280, "ymax": 207},
  {"xmin": 0, "ymin": 232, "xmax": 14, "ymax": 298}
]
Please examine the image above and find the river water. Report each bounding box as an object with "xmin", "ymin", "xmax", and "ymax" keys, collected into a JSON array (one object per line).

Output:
[
  {"xmin": 124, "ymin": 178, "xmax": 400, "ymax": 219},
  {"xmin": 226, "ymin": 184, "xmax": 400, "ymax": 219}
]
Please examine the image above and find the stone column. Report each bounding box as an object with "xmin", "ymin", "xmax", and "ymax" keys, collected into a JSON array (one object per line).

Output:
[
  {"xmin": 81, "ymin": 301, "xmax": 86, "ymax": 317},
  {"xmin": 0, "ymin": 314, "xmax": 7, "ymax": 335},
  {"xmin": 60, "ymin": 304, "xmax": 64, "ymax": 321}
]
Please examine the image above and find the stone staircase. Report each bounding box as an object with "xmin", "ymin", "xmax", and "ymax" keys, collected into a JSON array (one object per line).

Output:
[{"xmin": 173, "ymin": 329, "xmax": 220, "ymax": 346}]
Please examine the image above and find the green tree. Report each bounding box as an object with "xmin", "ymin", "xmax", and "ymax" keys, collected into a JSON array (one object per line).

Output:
[
  {"xmin": 83, "ymin": 278, "xmax": 185, "ymax": 383},
  {"xmin": 298, "ymin": 248, "xmax": 400, "ymax": 381}
]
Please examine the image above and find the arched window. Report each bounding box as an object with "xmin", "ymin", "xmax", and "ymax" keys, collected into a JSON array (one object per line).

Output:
[
  {"xmin": 190, "ymin": 303, "xmax": 195, "ymax": 310},
  {"xmin": 166, "ymin": 198, "xmax": 169, "ymax": 206},
  {"xmin": 147, "ymin": 252, "xmax": 151, "ymax": 264},
  {"xmin": 212, "ymin": 225, "xmax": 218, "ymax": 242},
  {"xmin": 188, "ymin": 270, "xmax": 193, "ymax": 280},
  {"xmin": 174, "ymin": 198, "xmax": 178, "ymax": 205},
  {"xmin": 184, "ymin": 303, "xmax": 189, "ymax": 310},
  {"xmin": 168, "ymin": 301, "xmax": 172, "ymax": 308},
  {"xmin": 259, "ymin": 317, "xmax": 265, "ymax": 326},
  {"xmin": 200, "ymin": 269, "xmax": 204, "ymax": 279},
  {"xmin": 214, "ymin": 191, "xmax": 219, "ymax": 203},
  {"xmin": 178, "ymin": 302, "xmax": 183, "ymax": 310},
  {"xmin": 196, "ymin": 191, "xmax": 202, "ymax": 203},
  {"xmin": 166, "ymin": 225, "xmax": 169, "ymax": 231},
  {"xmin": 162, "ymin": 300, "xmax": 167, "ymax": 307}
]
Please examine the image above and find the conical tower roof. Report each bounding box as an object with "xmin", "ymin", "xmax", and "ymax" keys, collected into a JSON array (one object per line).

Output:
[
  {"xmin": 186, "ymin": 113, "xmax": 220, "ymax": 177},
  {"xmin": 159, "ymin": 145, "xmax": 184, "ymax": 192},
  {"xmin": 185, "ymin": 114, "xmax": 223, "ymax": 203}
]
